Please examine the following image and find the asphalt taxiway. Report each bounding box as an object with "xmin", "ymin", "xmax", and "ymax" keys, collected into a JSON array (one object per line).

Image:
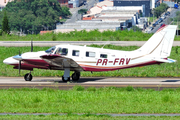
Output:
[
  {"xmin": 1, "ymin": 77, "xmax": 180, "ymax": 90},
  {"xmin": 1, "ymin": 41, "xmax": 180, "ymax": 47}
]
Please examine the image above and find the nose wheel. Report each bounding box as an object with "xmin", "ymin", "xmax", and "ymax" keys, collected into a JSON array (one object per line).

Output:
[{"xmin": 24, "ymin": 73, "xmax": 33, "ymax": 81}]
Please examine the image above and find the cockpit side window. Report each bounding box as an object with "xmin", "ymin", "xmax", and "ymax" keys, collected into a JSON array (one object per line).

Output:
[
  {"xmin": 45, "ymin": 46, "xmax": 56, "ymax": 54},
  {"xmin": 55, "ymin": 48, "xmax": 62, "ymax": 55},
  {"xmin": 61, "ymin": 48, "xmax": 68, "ymax": 55},
  {"xmin": 55, "ymin": 48, "xmax": 68, "ymax": 56}
]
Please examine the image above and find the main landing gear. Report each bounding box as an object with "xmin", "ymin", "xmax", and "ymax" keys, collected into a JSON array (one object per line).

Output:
[
  {"xmin": 62, "ymin": 68, "xmax": 80, "ymax": 82},
  {"xmin": 62, "ymin": 72, "xmax": 80, "ymax": 82},
  {"xmin": 24, "ymin": 71, "xmax": 33, "ymax": 81}
]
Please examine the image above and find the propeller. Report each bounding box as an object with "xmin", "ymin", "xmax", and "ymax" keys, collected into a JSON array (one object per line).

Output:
[
  {"xmin": 31, "ymin": 39, "xmax": 33, "ymax": 52},
  {"xmin": 18, "ymin": 50, "xmax": 21, "ymax": 75},
  {"xmin": 14, "ymin": 39, "xmax": 33, "ymax": 75}
]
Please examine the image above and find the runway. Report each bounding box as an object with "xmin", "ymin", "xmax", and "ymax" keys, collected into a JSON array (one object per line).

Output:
[
  {"xmin": 1, "ymin": 77, "xmax": 180, "ymax": 90},
  {"xmin": 1, "ymin": 41, "xmax": 180, "ymax": 47}
]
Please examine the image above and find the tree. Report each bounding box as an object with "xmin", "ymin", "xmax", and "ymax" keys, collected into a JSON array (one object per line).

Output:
[
  {"xmin": 2, "ymin": 11, "xmax": 10, "ymax": 34},
  {"xmin": 61, "ymin": 6, "xmax": 71, "ymax": 18},
  {"xmin": 0, "ymin": 0, "xmax": 71, "ymax": 34},
  {"xmin": 78, "ymin": 9, "xmax": 88, "ymax": 14},
  {"xmin": 154, "ymin": 3, "xmax": 169, "ymax": 18}
]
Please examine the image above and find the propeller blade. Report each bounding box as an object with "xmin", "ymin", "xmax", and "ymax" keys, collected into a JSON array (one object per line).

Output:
[
  {"xmin": 18, "ymin": 60, "xmax": 21, "ymax": 75},
  {"xmin": 19, "ymin": 50, "xmax": 21, "ymax": 56},
  {"xmin": 31, "ymin": 39, "xmax": 33, "ymax": 52}
]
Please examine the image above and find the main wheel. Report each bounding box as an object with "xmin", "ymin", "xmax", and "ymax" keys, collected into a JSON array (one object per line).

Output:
[
  {"xmin": 24, "ymin": 73, "xmax": 33, "ymax": 81},
  {"xmin": 62, "ymin": 76, "xmax": 70, "ymax": 82},
  {"xmin": 72, "ymin": 72, "xmax": 80, "ymax": 81}
]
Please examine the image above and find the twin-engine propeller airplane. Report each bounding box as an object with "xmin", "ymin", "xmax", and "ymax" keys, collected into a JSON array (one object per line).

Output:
[{"xmin": 3, "ymin": 25, "xmax": 177, "ymax": 82}]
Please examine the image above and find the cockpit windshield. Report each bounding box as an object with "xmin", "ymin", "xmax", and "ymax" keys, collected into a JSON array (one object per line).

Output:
[{"xmin": 45, "ymin": 46, "xmax": 56, "ymax": 54}]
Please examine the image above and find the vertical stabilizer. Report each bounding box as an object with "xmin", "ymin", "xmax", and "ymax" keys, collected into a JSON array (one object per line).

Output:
[{"xmin": 135, "ymin": 25, "xmax": 177, "ymax": 57}]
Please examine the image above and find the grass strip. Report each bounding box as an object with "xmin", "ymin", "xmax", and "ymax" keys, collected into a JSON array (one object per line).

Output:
[
  {"xmin": 0, "ymin": 30, "xmax": 153, "ymax": 41},
  {"xmin": 0, "ymin": 114, "xmax": 180, "ymax": 120},
  {"xmin": 0, "ymin": 86, "xmax": 179, "ymax": 113},
  {"xmin": 0, "ymin": 30, "xmax": 180, "ymax": 41},
  {"xmin": 1, "ymin": 45, "xmax": 180, "ymax": 77}
]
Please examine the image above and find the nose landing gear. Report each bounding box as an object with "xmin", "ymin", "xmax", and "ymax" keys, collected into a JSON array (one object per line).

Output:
[{"xmin": 24, "ymin": 72, "xmax": 33, "ymax": 81}]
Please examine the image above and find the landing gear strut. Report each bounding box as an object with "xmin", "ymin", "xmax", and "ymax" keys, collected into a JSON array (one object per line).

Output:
[
  {"xmin": 62, "ymin": 76, "xmax": 70, "ymax": 82},
  {"xmin": 24, "ymin": 72, "xmax": 33, "ymax": 81},
  {"xmin": 62, "ymin": 68, "xmax": 70, "ymax": 82},
  {"xmin": 61, "ymin": 69, "xmax": 80, "ymax": 82}
]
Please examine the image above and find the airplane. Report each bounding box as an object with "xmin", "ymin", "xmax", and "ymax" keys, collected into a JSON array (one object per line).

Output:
[{"xmin": 3, "ymin": 25, "xmax": 177, "ymax": 82}]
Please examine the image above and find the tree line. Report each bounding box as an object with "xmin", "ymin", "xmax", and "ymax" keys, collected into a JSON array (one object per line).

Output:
[
  {"xmin": 153, "ymin": 3, "xmax": 169, "ymax": 18},
  {"xmin": 0, "ymin": 0, "xmax": 71, "ymax": 34}
]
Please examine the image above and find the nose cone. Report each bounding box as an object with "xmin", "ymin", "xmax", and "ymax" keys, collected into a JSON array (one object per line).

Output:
[
  {"xmin": 3, "ymin": 57, "xmax": 19, "ymax": 65},
  {"xmin": 13, "ymin": 55, "xmax": 22, "ymax": 61}
]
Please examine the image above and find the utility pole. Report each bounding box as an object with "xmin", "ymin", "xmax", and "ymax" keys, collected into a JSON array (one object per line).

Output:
[
  {"xmin": 177, "ymin": 19, "xmax": 178, "ymax": 36},
  {"xmin": 152, "ymin": 10, "xmax": 154, "ymax": 22}
]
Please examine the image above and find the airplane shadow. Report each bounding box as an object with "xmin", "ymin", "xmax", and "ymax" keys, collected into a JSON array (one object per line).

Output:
[
  {"xmin": 33, "ymin": 77, "xmax": 105, "ymax": 83},
  {"xmin": 162, "ymin": 80, "xmax": 180, "ymax": 82}
]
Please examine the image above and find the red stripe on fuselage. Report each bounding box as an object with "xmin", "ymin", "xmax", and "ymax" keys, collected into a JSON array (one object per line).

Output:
[
  {"xmin": 81, "ymin": 61, "xmax": 162, "ymax": 71},
  {"xmin": 23, "ymin": 59, "xmax": 49, "ymax": 66},
  {"xmin": 12, "ymin": 62, "xmax": 48, "ymax": 70}
]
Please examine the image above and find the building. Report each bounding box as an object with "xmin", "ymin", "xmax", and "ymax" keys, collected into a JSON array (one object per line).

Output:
[
  {"xmin": 114, "ymin": 0, "xmax": 151, "ymax": 17},
  {"xmin": 83, "ymin": 1, "xmax": 113, "ymax": 19},
  {"xmin": 151, "ymin": 0, "xmax": 160, "ymax": 9},
  {"xmin": 163, "ymin": 0, "xmax": 175, "ymax": 7},
  {"xmin": 57, "ymin": 0, "xmax": 69, "ymax": 7},
  {"xmin": 0, "ymin": 0, "xmax": 14, "ymax": 11},
  {"xmin": 68, "ymin": 0, "xmax": 84, "ymax": 8}
]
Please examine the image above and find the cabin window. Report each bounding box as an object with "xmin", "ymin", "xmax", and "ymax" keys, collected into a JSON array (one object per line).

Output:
[
  {"xmin": 56, "ymin": 48, "xmax": 68, "ymax": 55},
  {"xmin": 100, "ymin": 54, "xmax": 107, "ymax": 58},
  {"xmin": 72, "ymin": 50, "xmax": 79, "ymax": 56},
  {"xmin": 86, "ymin": 51, "xmax": 95, "ymax": 57}
]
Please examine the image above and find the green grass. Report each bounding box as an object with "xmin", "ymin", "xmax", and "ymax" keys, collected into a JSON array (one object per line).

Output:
[
  {"xmin": 0, "ymin": 115, "xmax": 180, "ymax": 120},
  {"xmin": 0, "ymin": 87, "xmax": 180, "ymax": 113},
  {"xmin": 148, "ymin": 16, "xmax": 157, "ymax": 22},
  {"xmin": 1, "ymin": 29, "xmax": 180, "ymax": 41},
  {"xmin": 0, "ymin": 30, "xmax": 153, "ymax": 41},
  {"xmin": 1, "ymin": 45, "xmax": 180, "ymax": 77}
]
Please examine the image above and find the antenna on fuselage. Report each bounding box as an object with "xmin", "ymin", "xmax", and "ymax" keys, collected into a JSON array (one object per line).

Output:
[
  {"xmin": 31, "ymin": 38, "xmax": 33, "ymax": 52},
  {"xmin": 101, "ymin": 42, "xmax": 110, "ymax": 49}
]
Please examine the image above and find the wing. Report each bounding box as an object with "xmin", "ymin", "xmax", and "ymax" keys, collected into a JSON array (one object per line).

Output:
[{"xmin": 40, "ymin": 54, "xmax": 84, "ymax": 71}]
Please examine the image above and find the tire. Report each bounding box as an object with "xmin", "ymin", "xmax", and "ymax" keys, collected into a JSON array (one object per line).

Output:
[
  {"xmin": 62, "ymin": 76, "xmax": 70, "ymax": 82},
  {"xmin": 24, "ymin": 73, "xmax": 33, "ymax": 81},
  {"xmin": 72, "ymin": 72, "xmax": 80, "ymax": 81}
]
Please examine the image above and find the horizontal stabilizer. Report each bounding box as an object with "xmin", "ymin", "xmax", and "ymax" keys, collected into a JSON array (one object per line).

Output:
[{"xmin": 153, "ymin": 58, "xmax": 176, "ymax": 63}]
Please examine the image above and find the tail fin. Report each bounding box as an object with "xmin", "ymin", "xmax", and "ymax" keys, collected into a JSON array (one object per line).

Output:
[{"xmin": 136, "ymin": 25, "xmax": 177, "ymax": 58}]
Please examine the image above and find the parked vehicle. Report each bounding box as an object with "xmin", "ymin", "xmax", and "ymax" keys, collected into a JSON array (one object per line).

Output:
[
  {"xmin": 152, "ymin": 23, "xmax": 156, "ymax": 28},
  {"xmin": 174, "ymin": 3, "xmax": 178, "ymax": 9},
  {"xmin": 149, "ymin": 27, "xmax": 153, "ymax": 31},
  {"xmin": 145, "ymin": 27, "xmax": 153, "ymax": 33},
  {"xmin": 158, "ymin": 18, "xmax": 163, "ymax": 23},
  {"xmin": 161, "ymin": 14, "xmax": 166, "ymax": 20},
  {"xmin": 155, "ymin": 21, "xmax": 159, "ymax": 25},
  {"xmin": 165, "ymin": 11, "xmax": 170, "ymax": 16}
]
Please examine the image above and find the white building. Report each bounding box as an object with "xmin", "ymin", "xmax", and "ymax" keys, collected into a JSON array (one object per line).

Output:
[
  {"xmin": 0, "ymin": 0, "xmax": 13, "ymax": 11},
  {"xmin": 68, "ymin": 0, "xmax": 84, "ymax": 8},
  {"xmin": 150, "ymin": 0, "xmax": 160, "ymax": 9}
]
